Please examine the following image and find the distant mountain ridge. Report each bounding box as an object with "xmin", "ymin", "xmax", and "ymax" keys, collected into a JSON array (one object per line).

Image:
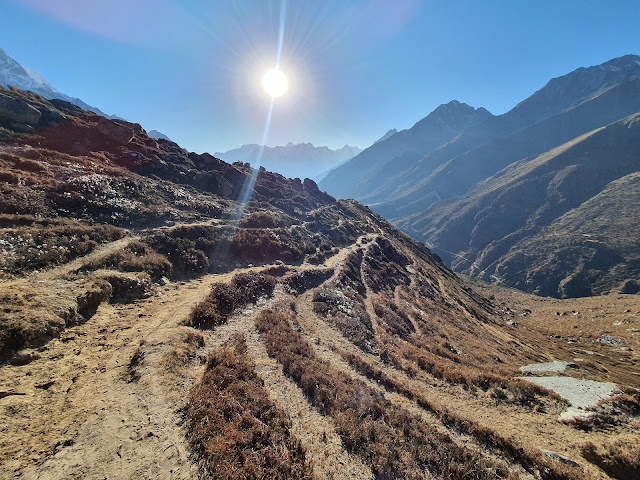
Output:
[
  {"xmin": 215, "ymin": 142, "xmax": 361, "ymax": 180},
  {"xmin": 318, "ymin": 100, "xmax": 493, "ymax": 199},
  {"xmin": 0, "ymin": 48, "xmax": 122, "ymax": 120}
]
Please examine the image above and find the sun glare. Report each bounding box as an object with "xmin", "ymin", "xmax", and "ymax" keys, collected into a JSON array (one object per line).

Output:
[{"xmin": 262, "ymin": 69, "xmax": 288, "ymax": 97}]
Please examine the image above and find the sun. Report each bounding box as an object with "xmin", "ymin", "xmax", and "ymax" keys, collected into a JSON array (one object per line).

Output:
[{"xmin": 262, "ymin": 69, "xmax": 288, "ymax": 97}]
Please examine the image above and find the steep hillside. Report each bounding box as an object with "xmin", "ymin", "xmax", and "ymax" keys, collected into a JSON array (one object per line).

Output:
[
  {"xmin": 319, "ymin": 100, "xmax": 493, "ymax": 199},
  {"xmin": 0, "ymin": 88, "xmax": 638, "ymax": 480},
  {"xmin": 326, "ymin": 55, "xmax": 640, "ymax": 209},
  {"xmin": 492, "ymin": 170, "xmax": 640, "ymax": 298},
  {"xmin": 375, "ymin": 71, "xmax": 640, "ymax": 220},
  {"xmin": 396, "ymin": 110, "xmax": 640, "ymax": 298}
]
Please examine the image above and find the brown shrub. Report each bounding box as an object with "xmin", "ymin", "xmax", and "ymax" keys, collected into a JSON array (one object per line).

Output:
[
  {"xmin": 362, "ymin": 237, "xmax": 411, "ymax": 293},
  {"xmin": 229, "ymin": 228, "xmax": 314, "ymax": 263},
  {"xmin": 238, "ymin": 210, "xmax": 292, "ymax": 228},
  {"xmin": 255, "ymin": 307, "xmax": 508, "ymax": 479},
  {"xmin": 186, "ymin": 338, "xmax": 312, "ymax": 479},
  {"xmin": 581, "ymin": 439, "xmax": 640, "ymax": 479},
  {"xmin": 335, "ymin": 249, "xmax": 366, "ymax": 295},
  {"xmin": 146, "ymin": 226, "xmax": 232, "ymax": 277},
  {"xmin": 282, "ymin": 268, "xmax": 333, "ymax": 295},
  {"xmin": 372, "ymin": 296, "xmax": 415, "ymax": 338},
  {"xmin": 312, "ymin": 287, "xmax": 375, "ymax": 352},
  {"xmin": 187, "ymin": 272, "xmax": 275, "ymax": 329}
]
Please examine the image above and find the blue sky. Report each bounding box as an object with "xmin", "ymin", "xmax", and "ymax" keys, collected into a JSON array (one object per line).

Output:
[{"xmin": 1, "ymin": 0, "xmax": 638, "ymax": 153}]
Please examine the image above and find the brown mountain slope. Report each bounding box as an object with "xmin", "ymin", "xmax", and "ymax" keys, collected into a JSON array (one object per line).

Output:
[
  {"xmin": 0, "ymin": 88, "xmax": 638, "ymax": 479},
  {"xmin": 398, "ymin": 113, "xmax": 640, "ymax": 298},
  {"xmin": 493, "ymin": 171, "xmax": 640, "ymax": 298}
]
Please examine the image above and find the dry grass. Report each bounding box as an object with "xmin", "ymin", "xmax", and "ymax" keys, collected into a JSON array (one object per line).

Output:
[
  {"xmin": 187, "ymin": 272, "xmax": 276, "ymax": 329},
  {"xmin": 387, "ymin": 338, "xmax": 559, "ymax": 408},
  {"xmin": 336, "ymin": 344, "xmax": 582, "ymax": 480},
  {"xmin": 163, "ymin": 331, "xmax": 206, "ymax": 376},
  {"xmin": 186, "ymin": 337, "xmax": 313, "ymax": 480},
  {"xmin": 255, "ymin": 306, "xmax": 510, "ymax": 479},
  {"xmin": 0, "ymin": 278, "xmax": 112, "ymax": 358},
  {"xmin": 581, "ymin": 438, "xmax": 640, "ymax": 479},
  {"xmin": 0, "ymin": 215, "xmax": 125, "ymax": 277},
  {"xmin": 83, "ymin": 240, "xmax": 171, "ymax": 280}
]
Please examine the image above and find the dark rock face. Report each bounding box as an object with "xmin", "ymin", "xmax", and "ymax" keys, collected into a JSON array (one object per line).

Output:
[
  {"xmin": 0, "ymin": 93, "xmax": 41, "ymax": 125},
  {"xmin": 96, "ymin": 118, "xmax": 134, "ymax": 144}
]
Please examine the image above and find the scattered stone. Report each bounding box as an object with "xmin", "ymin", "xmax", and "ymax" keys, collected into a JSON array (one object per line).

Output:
[
  {"xmin": 159, "ymin": 276, "xmax": 170, "ymax": 286},
  {"xmin": 594, "ymin": 335, "xmax": 626, "ymax": 346},
  {"xmin": 540, "ymin": 450, "xmax": 582, "ymax": 469}
]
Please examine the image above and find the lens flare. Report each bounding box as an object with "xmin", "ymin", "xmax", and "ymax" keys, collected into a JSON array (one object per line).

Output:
[{"xmin": 262, "ymin": 69, "xmax": 288, "ymax": 97}]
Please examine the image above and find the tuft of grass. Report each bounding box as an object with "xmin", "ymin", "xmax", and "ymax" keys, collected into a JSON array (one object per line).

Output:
[
  {"xmin": 186, "ymin": 337, "xmax": 313, "ymax": 480},
  {"xmin": 84, "ymin": 240, "xmax": 171, "ymax": 280},
  {"xmin": 187, "ymin": 272, "xmax": 276, "ymax": 329},
  {"xmin": 581, "ymin": 439, "xmax": 640, "ymax": 479}
]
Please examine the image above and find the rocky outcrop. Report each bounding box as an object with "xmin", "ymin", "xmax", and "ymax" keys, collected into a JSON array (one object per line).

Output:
[
  {"xmin": 0, "ymin": 93, "xmax": 41, "ymax": 125},
  {"xmin": 96, "ymin": 118, "xmax": 134, "ymax": 144}
]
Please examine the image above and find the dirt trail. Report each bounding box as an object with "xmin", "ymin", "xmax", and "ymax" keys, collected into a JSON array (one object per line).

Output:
[
  {"xmin": 244, "ymin": 323, "xmax": 373, "ymax": 479},
  {"xmin": 169, "ymin": 277, "xmax": 373, "ymax": 479},
  {"xmin": 0, "ymin": 273, "xmax": 229, "ymax": 479}
]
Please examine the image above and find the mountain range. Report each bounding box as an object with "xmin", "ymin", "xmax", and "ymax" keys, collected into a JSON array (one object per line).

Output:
[
  {"xmin": 321, "ymin": 54, "xmax": 640, "ymax": 298},
  {"xmin": 215, "ymin": 142, "xmax": 361, "ymax": 181}
]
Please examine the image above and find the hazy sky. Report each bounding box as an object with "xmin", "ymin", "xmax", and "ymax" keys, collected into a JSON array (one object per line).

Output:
[{"xmin": 1, "ymin": 1, "xmax": 638, "ymax": 153}]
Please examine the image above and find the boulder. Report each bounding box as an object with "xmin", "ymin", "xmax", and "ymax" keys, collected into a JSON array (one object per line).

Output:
[
  {"xmin": 0, "ymin": 94, "xmax": 42, "ymax": 125},
  {"xmin": 97, "ymin": 118, "xmax": 134, "ymax": 144}
]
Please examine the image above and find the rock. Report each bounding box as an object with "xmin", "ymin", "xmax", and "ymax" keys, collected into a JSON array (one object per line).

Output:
[
  {"xmin": 594, "ymin": 335, "xmax": 626, "ymax": 346},
  {"xmin": 540, "ymin": 450, "xmax": 582, "ymax": 469},
  {"xmin": 0, "ymin": 94, "xmax": 42, "ymax": 125},
  {"xmin": 96, "ymin": 118, "xmax": 134, "ymax": 144},
  {"xmin": 159, "ymin": 276, "xmax": 170, "ymax": 286},
  {"xmin": 303, "ymin": 178, "xmax": 319, "ymax": 191},
  {"xmin": 619, "ymin": 279, "xmax": 640, "ymax": 294}
]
